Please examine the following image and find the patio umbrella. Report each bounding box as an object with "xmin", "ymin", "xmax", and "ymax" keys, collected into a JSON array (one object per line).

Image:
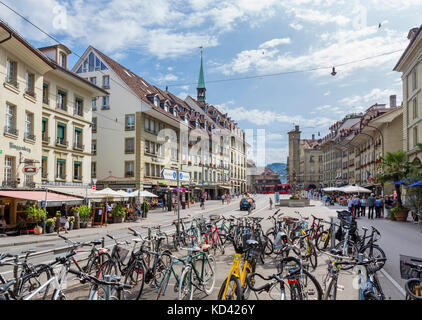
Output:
[
  {"xmin": 338, "ymin": 185, "xmax": 371, "ymax": 193},
  {"xmin": 130, "ymin": 190, "xmax": 158, "ymax": 198},
  {"xmin": 392, "ymin": 178, "xmax": 409, "ymax": 185},
  {"xmin": 93, "ymin": 188, "xmax": 125, "ymax": 199},
  {"xmin": 323, "ymin": 187, "xmax": 340, "ymax": 192},
  {"xmin": 408, "ymin": 180, "xmax": 422, "ymax": 187}
]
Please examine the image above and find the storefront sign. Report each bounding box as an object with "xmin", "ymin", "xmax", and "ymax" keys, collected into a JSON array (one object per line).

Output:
[
  {"xmin": 9, "ymin": 142, "xmax": 31, "ymax": 153},
  {"xmin": 162, "ymin": 169, "xmax": 190, "ymax": 182}
]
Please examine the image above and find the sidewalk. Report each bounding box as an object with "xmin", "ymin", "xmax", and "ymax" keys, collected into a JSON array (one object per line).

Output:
[{"xmin": 0, "ymin": 198, "xmax": 246, "ymax": 249}]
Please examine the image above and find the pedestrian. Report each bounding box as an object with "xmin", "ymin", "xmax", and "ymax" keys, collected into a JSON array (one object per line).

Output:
[
  {"xmin": 106, "ymin": 202, "xmax": 112, "ymax": 224},
  {"xmin": 200, "ymin": 195, "xmax": 205, "ymax": 210},
  {"xmin": 269, "ymin": 197, "xmax": 273, "ymax": 210},
  {"xmin": 324, "ymin": 194, "xmax": 328, "ymax": 206},
  {"xmin": 347, "ymin": 196, "xmax": 353, "ymax": 214},
  {"xmin": 367, "ymin": 193, "xmax": 376, "ymax": 219},
  {"xmin": 384, "ymin": 196, "xmax": 393, "ymax": 219},
  {"xmin": 360, "ymin": 196, "xmax": 367, "ymax": 217},
  {"xmin": 353, "ymin": 194, "xmax": 361, "ymax": 217},
  {"xmin": 375, "ymin": 196, "xmax": 382, "ymax": 218},
  {"xmin": 221, "ymin": 194, "xmax": 225, "ymax": 205},
  {"xmin": 57, "ymin": 203, "xmax": 69, "ymax": 234}
]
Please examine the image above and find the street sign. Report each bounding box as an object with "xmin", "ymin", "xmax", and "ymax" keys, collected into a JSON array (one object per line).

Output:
[
  {"xmin": 162, "ymin": 169, "xmax": 190, "ymax": 182},
  {"xmin": 23, "ymin": 166, "xmax": 37, "ymax": 176},
  {"xmin": 92, "ymin": 185, "xmax": 96, "ymax": 190}
]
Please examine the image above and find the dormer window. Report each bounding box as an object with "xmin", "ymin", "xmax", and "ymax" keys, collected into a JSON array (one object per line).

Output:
[
  {"xmin": 185, "ymin": 115, "xmax": 189, "ymax": 123},
  {"xmin": 154, "ymin": 95, "xmax": 160, "ymax": 107},
  {"xmin": 164, "ymin": 101, "xmax": 169, "ymax": 112},
  {"xmin": 59, "ymin": 52, "xmax": 67, "ymax": 68},
  {"xmin": 173, "ymin": 106, "xmax": 177, "ymax": 116}
]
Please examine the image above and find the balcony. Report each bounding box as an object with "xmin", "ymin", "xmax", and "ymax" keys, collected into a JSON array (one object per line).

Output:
[
  {"xmin": 24, "ymin": 132, "xmax": 36, "ymax": 141},
  {"xmin": 56, "ymin": 138, "xmax": 68, "ymax": 147},
  {"xmin": 4, "ymin": 126, "xmax": 18, "ymax": 136},
  {"xmin": 25, "ymin": 89, "xmax": 36, "ymax": 99},
  {"xmin": 74, "ymin": 110, "xmax": 83, "ymax": 117},
  {"xmin": 42, "ymin": 134, "xmax": 50, "ymax": 144},
  {"xmin": 2, "ymin": 180, "xmax": 18, "ymax": 188},
  {"xmin": 73, "ymin": 142, "xmax": 84, "ymax": 151},
  {"xmin": 5, "ymin": 77, "xmax": 19, "ymax": 89}
]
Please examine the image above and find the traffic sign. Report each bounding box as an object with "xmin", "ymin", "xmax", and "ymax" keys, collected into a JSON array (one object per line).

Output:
[
  {"xmin": 92, "ymin": 185, "xmax": 96, "ymax": 190},
  {"xmin": 23, "ymin": 166, "xmax": 37, "ymax": 176},
  {"xmin": 162, "ymin": 169, "xmax": 190, "ymax": 182}
]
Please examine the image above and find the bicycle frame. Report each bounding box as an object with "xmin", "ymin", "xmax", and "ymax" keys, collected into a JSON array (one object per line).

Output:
[
  {"xmin": 156, "ymin": 256, "xmax": 185, "ymax": 298},
  {"xmin": 220, "ymin": 253, "xmax": 253, "ymax": 300}
]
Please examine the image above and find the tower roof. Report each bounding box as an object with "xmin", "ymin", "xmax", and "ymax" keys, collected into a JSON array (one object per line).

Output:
[{"xmin": 197, "ymin": 49, "xmax": 205, "ymax": 89}]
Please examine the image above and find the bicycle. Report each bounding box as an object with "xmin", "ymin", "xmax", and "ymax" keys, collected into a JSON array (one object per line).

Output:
[
  {"xmin": 400, "ymin": 255, "xmax": 422, "ymax": 300},
  {"xmin": 217, "ymin": 235, "xmax": 260, "ymax": 300},
  {"xmin": 155, "ymin": 253, "xmax": 186, "ymax": 300},
  {"xmin": 203, "ymin": 217, "xmax": 225, "ymax": 256},
  {"xmin": 177, "ymin": 243, "xmax": 216, "ymax": 300}
]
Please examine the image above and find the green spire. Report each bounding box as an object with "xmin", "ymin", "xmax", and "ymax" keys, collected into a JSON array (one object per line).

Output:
[
  {"xmin": 197, "ymin": 47, "xmax": 206, "ymax": 101},
  {"xmin": 197, "ymin": 49, "xmax": 205, "ymax": 89}
]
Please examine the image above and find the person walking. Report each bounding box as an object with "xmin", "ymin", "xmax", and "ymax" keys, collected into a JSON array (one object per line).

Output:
[
  {"xmin": 384, "ymin": 196, "xmax": 393, "ymax": 219},
  {"xmin": 200, "ymin": 195, "xmax": 205, "ymax": 210},
  {"xmin": 221, "ymin": 194, "xmax": 225, "ymax": 205},
  {"xmin": 360, "ymin": 196, "xmax": 367, "ymax": 217},
  {"xmin": 57, "ymin": 203, "xmax": 69, "ymax": 234},
  {"xmin": 347, "ymin": 196, "xmax": 353, "ymax": 214},
  {"xmin": 269, "ymin": 197, "xmax": 273, "ymax": 210},
  {"xmin": 353, "ymin": 194, "xmax": 361, "ymax": 217},
  {"xmin": 375, "ymin": 196, "xmax": 382, "ymax": 218},
  {"xmin": 367, "ymin": 193, "xmax": 376, "ymax": 219}
]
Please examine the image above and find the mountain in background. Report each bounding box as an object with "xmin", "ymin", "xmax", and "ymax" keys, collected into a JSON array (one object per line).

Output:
[{"xmin": 266, "ymin": 163, "xmax": 287, "ymax": 184}]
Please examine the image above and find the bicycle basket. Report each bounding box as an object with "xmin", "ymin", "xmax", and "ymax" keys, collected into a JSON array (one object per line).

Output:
[
  {"xmin": 115, "ymin": 246, "xmax": 129, "ymax": 263},
  {"xmin": 400, "ymin": 255, "xmax": 422, "ymax": 280}
]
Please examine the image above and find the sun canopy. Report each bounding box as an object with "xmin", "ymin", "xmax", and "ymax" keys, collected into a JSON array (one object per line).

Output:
[
  {"xmin": 337, "ymin": 185, "xmax": 372, "ymax": 193},
  {"xmin": 408, "ymin": 180, "xmax": 422, "ymax": 187},
  {"xmin": 392, "ymin": 178, "xmax": 410, "ymax": 185},
  {"xmin": 93, "ymin": 188, "xmax": 125, "ymax": 198},
  {"xmin": 129, "ymin": 190, "xmax": 158, "ymax": 198},
  {"xmin": 0, "ymin": 190, "xmax": 83, "ymax": 207}
]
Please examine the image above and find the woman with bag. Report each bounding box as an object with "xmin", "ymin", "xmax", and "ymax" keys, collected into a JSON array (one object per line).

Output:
[{"xmin": 57, "ymin": 203, "xmax": 69, "ymax": 234}]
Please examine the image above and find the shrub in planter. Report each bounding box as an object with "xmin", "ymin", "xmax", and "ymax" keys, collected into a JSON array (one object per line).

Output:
[
  {"xmin": 45, "ymin": 218, "xmax": 56, "ymax": 233},
  {"xmin": 79, "ymin": 206, "xmax": 92, "ymax": 228},
  {"xmin": 112, "ymin": 205, "xmax": 126, "ymax": 223},
  {"xmin": 390, "ymin": 204, "xmax": 409, "ymax": 222},
  {"xmin": 68, "ymin": 216, "xmax": 75, "ymax": 230},
  {"xmin": 27, "ymin": 204, "xmax": 46, "ymax": 235}
]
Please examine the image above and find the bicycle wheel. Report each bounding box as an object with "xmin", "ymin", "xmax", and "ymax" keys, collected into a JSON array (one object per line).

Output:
[
  {"xmin": 152, "ymin": 256, "xmax": 169, "ymax": 288},
  {"xmin": 18, "ymin": 264, "xmax": 53, "ymax": 300},
  {"xmin": 156, "ymin": 269, "xmax": 171, "ymax": 300},
  {"xmin": 316, "ymin": 231, "xmax": 330, "ymax": 252},
  {"xmin": 301, "ymin": 269, "xmax": 323, "ymax": 300},
  {"xmin": 307, "ymin": 243, "xmax": 318, "ymax": 271},
  {"xmin": 359, "ymin": 244, "xmax": 386, "ymax": 272},
  {"xmin": 178, "ymin": 265, "xmax": 193, "ymax": 300},
  {"xmin": 217, "ymin": 275, "xmax": 242, "ymax": 300},
  {"xmin": 405, "ymin": 278, "xmax": 422, "ymax": 300},
  {"xmin": 124, "ymin": 260, "xmax": 145, "ymax": 300},
  {"xmin": 323, "ymin": 277, "xmax": 337, "ymax": 300},
  {"xmin": 202, "ymin": 254, "xmax": 216, "ymax": 295}
]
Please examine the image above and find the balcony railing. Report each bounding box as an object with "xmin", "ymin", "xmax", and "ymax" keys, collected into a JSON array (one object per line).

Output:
[
  {"xmin": 5, "ymin": 77, "xmax": 19, "ymax": 89},
  {"xmin": 42, "ymin": 134, "xmax": 50, "ymax": 143},
  {"xmin": 57, "ymin": 103, "xmax": 67, "ymax": 112},
  {"xmin": 4, "ymin": 126, "xmax": 18, "ymax": 136},
  {"xmin": 56, "ymin": 174, "xmax": 67, "ymax": 180},
  {"xmin": 73, "ymin": 176, "xmax": 82, "ymax": 181},
  {"xmin": 74, "ymin": 109, "xmax": 83, "ymax": 117},
  {"xmin": 43, "ymin": 96, "xmax": 49, "ymax": 105},
  {"xmin": 101, "ymin": 105, "xmax": 110, "ymax": 110},
  {"xmin": 73, "ymin": 142, "xmax": 84, "ymax": 150},
  {"xmin": 56, "ymin": 138, "xmax": 68, "ymax": 147},
  {"xmin": 2, "ymin": 180, "xmax": 18, "ymax": 188},
  {"xmin": 25, "ymin": 132, "xmax": 36, "ymax": 141},
  {"xmin": 25, "ymin": 89, "xmax": 36, "ymax": 99}
]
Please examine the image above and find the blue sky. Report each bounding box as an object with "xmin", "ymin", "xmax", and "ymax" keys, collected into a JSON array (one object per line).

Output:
[{"xmin": 2, "ymin": 0, "xmax": 422, "ymax": 165}]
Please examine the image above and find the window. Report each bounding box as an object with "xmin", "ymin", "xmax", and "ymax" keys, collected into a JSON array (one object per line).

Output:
[
  {"xmin": 57, "ymin": 123, "xmax": 67, "ymax": 145},
  {"xmin": 43, "ymin": 83, "xmax": 49, "ymax": 105},
  {"xmin": 88, "ymin": 52, "xmax": 94, "ymax": 72},
  {"xmin": 414, "ymin": 126, "xmax": 418, "ymax": 147},
  {"xmin": 125, "ymin": 138, "xmax": 134, "ymax": 154},
  {"xmin": 151, "ymin": 163, "xmax": 155, "ymax": 177},
  {"xmin": 74, "ymin": 128, "xmax": 83, "ymax": 149},
  {"xmin": 194, "ymin": 172, "xmax": 198, "ymax": 181},
  {"xmin": 92, "ymin": 98, "xmax": 97, "ymax": 111},
  {"xmin": 75, "ymin": 98, "xmax": 83, "ymax": 116},
  {"xmin": 171, "ymin": 148, "xmax": 178, "ymax": 161},
  {"xmin": 57, "ymin": 90, "xmax": 67, "ymax": 110},
  {"xmin": 144, "ymin": 118, "xmax": 150, "ymax": 131},
  {"xmin": 102, "ymin": 96, "xmax": 110, "ymax": 109},
  {"xmin": 150, "ymin": 120, "xmax": 155, "ymax": 133},
  {"xmin": 5, "ymin": 104, "xmax": 16, "ymax": 135},
  {"xmin": 154, "ymin": 95, "xmax": 159, "ymax": 107},
  {"xmin": 25, "ymin": 112, "xmax": 34, "ymax": 140},
  {"xmin": 92, "ymin": 117, "xmax": 97, "ymax": 133},
  {"xmin": 145, "ymin": 140, "xmax": 150, "ymax": 153},
  {"xmin": 25, "ymin": 72, "xmax": 35, "ymax": 97},
  {"xmin": 92, "ymin": 140, "xmax": 97, "ymax": 155},
  {"xmin": 59, "ymin": 52, "xmax": 67, "ymax": 68},
  {"xmin": 103, "ymin": 75, "xmax": 110, "ymax": 88},
  {"xmin": 73, "ymin": 162, "xmax": 82, "ymax": 180},
  {"xmin": 91, "ymin": 162, "xmax": 96, "ymax": 178},
  {"xmin": 150, "ymin": 142, "xmax": 156, "ymax": 155},
  {"xmin": 413, "ymin": 97, "xmax": 418, "ymax": 120},
  {"xmin": 42, "ymin": 118, "xmax": 48, "ymax": 142},
  {"xmin": 164, "ymin": 101, "xmax": 169, "ymax": 112},
  {"xmin": 6, "ymin": 59, "xmax": 17, "ymax": 87},
  {"xmin": 125, "ymin": 115, "xmax": 135, "ymax": 130},
  {"xmin": 90, "ymin": 77, "xmax": 97, "ymax": 85},
  {"xmin": 4, "ymin": 157, "xmax": 13, "ymax": 183},
  {"xmin": 145, "ymin": 163, "xmax": 150, "ymax": 177},
  {"xmin": 42, "ymin": 157, "xmax": 47, "ymax": 179},
  {"xmin": 56, "ymin": 159, "xmax": 66, "ymax": 180}
]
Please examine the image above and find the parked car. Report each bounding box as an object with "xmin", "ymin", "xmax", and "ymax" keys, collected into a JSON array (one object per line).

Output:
[{"xmin": 240, "ymin": 198, "xmax": 255, "ymax": 211}]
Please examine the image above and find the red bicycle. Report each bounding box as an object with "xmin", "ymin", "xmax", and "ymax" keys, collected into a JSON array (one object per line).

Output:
[{"xmin": 203, "ymin": 218, "xmax": 225, "ymax": 256}]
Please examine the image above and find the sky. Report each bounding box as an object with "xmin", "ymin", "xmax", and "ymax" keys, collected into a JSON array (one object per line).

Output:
[{"xmin": 1, "ymin": 0, "xmax": 422, "ymax": 166}]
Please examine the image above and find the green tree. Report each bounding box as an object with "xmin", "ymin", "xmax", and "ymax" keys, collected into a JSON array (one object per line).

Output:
[{"xmin": 376, "ymin": 150, "xmax": 411, "ymax": 207}]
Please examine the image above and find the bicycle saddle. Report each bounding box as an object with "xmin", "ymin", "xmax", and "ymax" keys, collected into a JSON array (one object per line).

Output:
[
  {"xmin": 91, "ymin": 240, "xmax": 102, "ymax": 245},
  {"xmin": 361, "ymin": 227, "xmax": 368, "ymax": 231},
  {"xmin": 246, "ymin": 239, "xmax": 259, "ymax": 246},
  {"xmin": 330, "ymin": 248, "xmax": 343, "ymax": 256},
  {"xmin": 157, "ymin": 235, "xmax": 166, "ymax": 241}
]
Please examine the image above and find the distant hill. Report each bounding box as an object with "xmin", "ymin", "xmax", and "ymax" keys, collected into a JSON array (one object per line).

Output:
[{"xmin": 266, "ymin": 163, "xmax": 287, "ymax": 184}]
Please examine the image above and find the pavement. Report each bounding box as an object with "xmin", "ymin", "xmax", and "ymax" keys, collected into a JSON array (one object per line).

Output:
[{"xmin": 1, "ymin": 194, "xmax": 418, "ymax": 300}]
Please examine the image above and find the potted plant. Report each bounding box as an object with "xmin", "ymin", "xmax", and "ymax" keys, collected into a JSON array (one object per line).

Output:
[
  {"xmin": 112, "ymin": 204, "xmax": 126, "ymax": 223},
  {"xmin": 27, "ymin": 204, "xmax": 46, "ymax": 235},
  {"xmin": 68, "ymin": 216, "xmax": 75, "ymax": 230},
  {"xmin": 45, "ymin": 218, "xmax": 56, "ymax": 233},
  {"xmin": 79, "ymin": 205, "xmax": 92, "ymax": 228}
]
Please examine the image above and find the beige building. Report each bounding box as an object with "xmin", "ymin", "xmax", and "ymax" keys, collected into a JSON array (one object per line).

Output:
[
  {"xmin": 394, "ymin": 25, "xmax": 422, "ymax": 163},
  {"xmin": 287, "ymin": 126, "xmax": 323, "ymax": 189},
  {"xmin": 0, "ymin": 20, "xmax": 105, "ymax": 190}
]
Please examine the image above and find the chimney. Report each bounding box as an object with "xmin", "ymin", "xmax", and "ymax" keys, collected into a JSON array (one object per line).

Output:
[
  {"xmin": 390, "ymin": 95, "xmax": 397, "ymax": 108},
  {"xmin": 407, "ymin": 27, "xmax": 419, "ymax": 40},
  {"xmin": 295, "ymin": 125, "xmax": 299, "ymax": 131},
  {"xmin": 312, "ymin": 134, "xmax": 315, "ymax": 141}
]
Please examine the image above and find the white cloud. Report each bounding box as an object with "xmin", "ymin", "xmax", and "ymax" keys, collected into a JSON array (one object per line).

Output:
[
  {"xmin": 339, "ymin": 88, "xmax": 400, "ymax": 111},
  {"xmin": 324, "ymin": 91, "xmax": 331, "ymax": 96},
  {"xmin": 259, "ymin": 38, "xmax": 291, "ymax": 49},
  {"xmin": 289, "ymin": 23, "xmax": 303, "ymax": 30}
]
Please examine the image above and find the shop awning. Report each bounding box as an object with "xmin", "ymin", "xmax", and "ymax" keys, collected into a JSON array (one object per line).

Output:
[
  {"xmin": 0, "ymin": 190, "xmax": 83, "ymax": 206},
  {"xmin": 219, "ymin": 186, "xmax": 231, "ymax": 190}
]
